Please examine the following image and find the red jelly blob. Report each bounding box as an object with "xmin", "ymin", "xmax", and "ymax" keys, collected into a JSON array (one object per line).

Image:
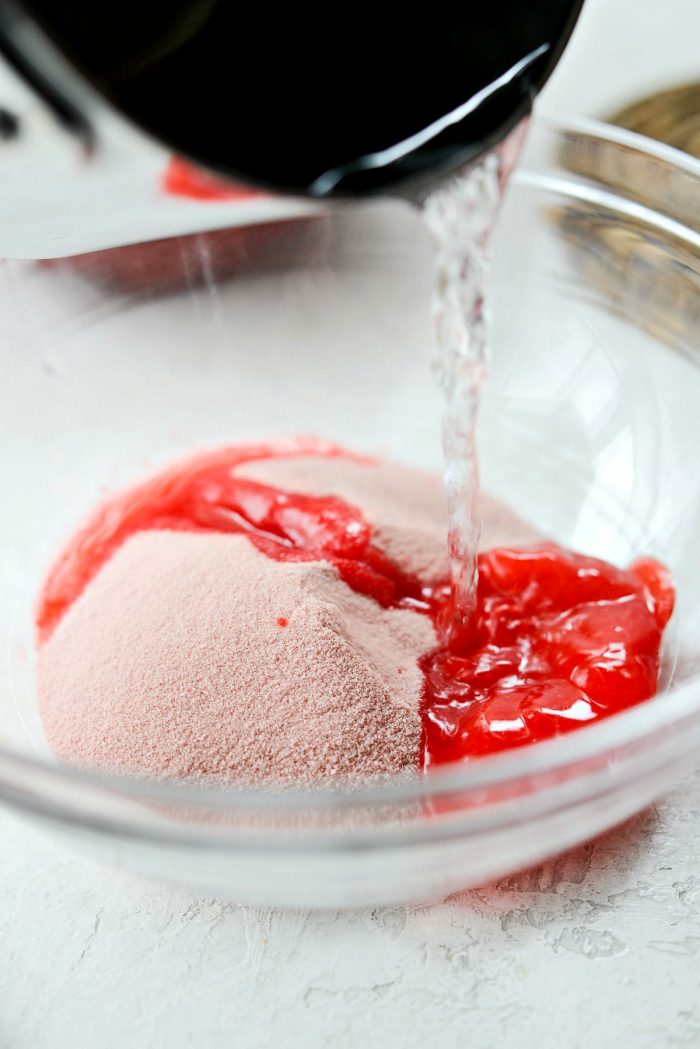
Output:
[
  {"xmin": 163, "ymin": 157, "xmax": 266, "ymax": 202},
  {"xmin": 421, "ymin": 545, "xmax": 672, "ymax": 767},
  {"xmin": 36, "ymin": 444, "xmax": 674, "ymax": 767}
]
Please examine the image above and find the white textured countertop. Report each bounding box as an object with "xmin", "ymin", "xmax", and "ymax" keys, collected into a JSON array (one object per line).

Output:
[
  {"xmin": 3, "ymin": 1, "xmax": 700, "ymax": 1045},
  {"xmin": 3, "ymin": 770, "xmax": 700, "ymax": 1048}
]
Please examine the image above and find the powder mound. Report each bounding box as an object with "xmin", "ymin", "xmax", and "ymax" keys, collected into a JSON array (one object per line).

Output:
[
  {"xmin": 38, "ymin": 531, "xmax": 435, "ymax": 785},
  {"xmin": 236, "ymin": 455, "xmax": 539, "ymax": 582}
]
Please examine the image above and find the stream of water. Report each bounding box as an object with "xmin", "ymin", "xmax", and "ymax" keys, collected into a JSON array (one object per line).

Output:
[{"xmin": 423, "ymin": 120, "xmax": 528, "ymax": 643}]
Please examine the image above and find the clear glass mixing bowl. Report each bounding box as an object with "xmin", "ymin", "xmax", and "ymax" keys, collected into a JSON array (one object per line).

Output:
[{"xmin": 1, "ymin": 117, "xmax": 699, "ymax": 908}]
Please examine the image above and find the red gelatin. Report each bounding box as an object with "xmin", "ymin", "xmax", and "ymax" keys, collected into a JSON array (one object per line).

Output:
[
  {"xmin": 420, "ymin": 545, "xmax": 671, "ymax": 767},
  {"xmin": 37, "ymin": 443, "xmax": 674, "ymax": 768},
  {"xmin": 163, "ymin": 157, "xmax": 266, "ymax": 202}
]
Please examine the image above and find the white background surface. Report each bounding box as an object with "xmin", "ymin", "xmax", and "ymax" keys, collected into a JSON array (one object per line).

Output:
[{"xmin": 3, "ymin": 1, "xmax": 700, "ymax": 1045}]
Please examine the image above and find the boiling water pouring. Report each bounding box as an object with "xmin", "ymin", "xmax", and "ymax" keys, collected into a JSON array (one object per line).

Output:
[{"xmin": 423, "ymin": 121, "xmax": 529, "ymax": 640}]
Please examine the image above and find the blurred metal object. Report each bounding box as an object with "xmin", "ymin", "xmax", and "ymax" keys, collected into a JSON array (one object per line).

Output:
[
  {"xmin": 558, "ymin": 118, "xmax": 700, "ymax": 230},
  {"xmin": 556, "ymin": 202, "xmax": 700, "ymax": 354},
  {"xmin": 544, "ymin": 82, "xmax": 700, "ymax": 358},
  {"xmin": 610, "ymin": 82, "xmax": 700, "ymax": 159},
  {"xmin": 526, "ymin": 115, "xmax": 700, "ymax": 358}
]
